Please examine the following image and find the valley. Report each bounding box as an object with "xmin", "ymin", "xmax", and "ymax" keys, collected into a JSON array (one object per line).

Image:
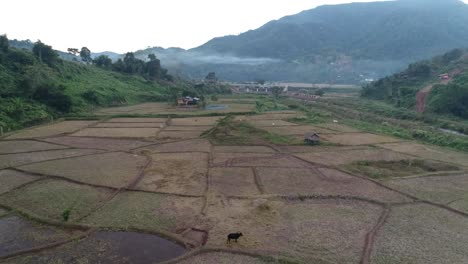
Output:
[{"xmin": 1, "ymin": 94, "xmax": 468, "ymax": 263}]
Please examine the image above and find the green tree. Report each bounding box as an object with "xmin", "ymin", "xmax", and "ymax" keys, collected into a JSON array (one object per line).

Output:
[
  {"xmin": 32, "ymin": 41, "xmax": 58, "ymax": 65},
  {"xmin": 429, "ymin": 83, "xmax": 468, "ymax": 118},
  {"xmin": 315, "ymin": 88, "xmax": 325, "ymax": 96},
  {"xmin": 145, "ymin": 53, "xmax": 161, "ymax": 80},
  {"xmin": 33, "ymin": 83, "xmax": 72, "ymax": 112},
  {"xmin": 93, "ymin": 55, "xmax": 112, "ymax": 68},
  {"xmin": 67, "ymin": 48, "xmax": 79, "ymax": 56},
  {"xmin": 0, "ymin": 34, "xmax": 9, "ymax": 53},
  {"xmin": 80, "ymin": 47, "xmax": 92, "ymax": 63},
  {"xmin": 123, "ymin": 52, "xmax": 144, "ymax": 74},
  {"xmin": 271, "ymin": 86, "xmax": 282, "ymax": 99},
  {"xmin": 205, "ymin": 72, "xmax": 217, "ymax": 82}
]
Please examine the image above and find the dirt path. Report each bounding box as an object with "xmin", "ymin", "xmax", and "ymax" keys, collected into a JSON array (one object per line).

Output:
[{"xmin": 416, "ymin": 69, "xmax": 462, "ymax": 113}]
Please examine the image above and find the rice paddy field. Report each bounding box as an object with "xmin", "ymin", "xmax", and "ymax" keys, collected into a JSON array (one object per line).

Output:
[{"xmin": 1, "ymin": 97, "xmax": 468, "ymax": 264}]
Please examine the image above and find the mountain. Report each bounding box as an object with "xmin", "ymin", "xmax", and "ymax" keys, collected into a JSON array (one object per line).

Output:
[
  {"xmin": 362, "ymin": 48, "xmax": 468, "ymax": 118},
  {"xmin": 183, "ymin": 0, "xmax": 468, "ymax": 83},
  {"xmin": 11, "ymin": 0, "xmax": 468, "ymax": 84}
]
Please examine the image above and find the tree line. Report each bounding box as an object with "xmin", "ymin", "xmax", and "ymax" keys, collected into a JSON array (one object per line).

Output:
[{"xmin": 66, "ymin": 46, "xmax": 173, "ymax": 81}]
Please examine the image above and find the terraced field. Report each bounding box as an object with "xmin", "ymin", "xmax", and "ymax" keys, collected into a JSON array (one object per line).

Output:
[{"xmin": 1, "ymin": 100, "xmax": 467, "ymax": 264}]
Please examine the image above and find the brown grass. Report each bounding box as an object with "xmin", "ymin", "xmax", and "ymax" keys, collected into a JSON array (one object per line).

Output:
[
  {"xmin": 212, "ymin": 153, "xmax": 309, "ymax": 168},
  {"xmin": 171, "ymin": 117, "xmax": 222, "ymax": 126},
  {"xmin": 209, "ymin": 168, "xmax": 260, "ymax": 196},
  {"xmin": 105, "ymin": 118, "xmax": 168, "ymax": 123},
  {"xmin": 43, "ymin": 136, "xmax": 152, "ymax": 151},
  {"xmin": 204, "ymin": 198, "xmax": 381, "ymax": 263},
  {"xmin": 378, "ymin": 142, "xmax": 468, "ymax": 168},
  {"xmin": 94, "ymin": 123, "xmax": 166, "ymax": 128},
  {"xmin": 257, "ymin": 167, "xmax": 410, "ymax": 203},
  {"xmin": 157, "ymin": 131, "xmax": 202, "ymax": 139},
  {"xmin": 6, "ymin": 121, "xmax": 97, "ymax": 139},
  {"xmin": 294, "ymin": 148, "xmax": 410, "ymax": 166},
  {"xmin": 320, "ymin": 133, "xmax": 402, "ymax": 146},
  {"xmin": 135, "ymin": 153, "xmax": 208, "ymax": 196},
  {"xmin": 19, "ymin": 152, "xmax": 147, "ymax": 188},
  {"xmin": 371, "ymin": 204, "xmax": 468, "ymax": 264},
  {"xmin": 384, "ymin": 173, "xmax": 468, "ymax": 211},
  {"xmin": 250, "ymin": 120, "xmax": 299, "ymax": 127},
  {"xmin": 0, "ymin": 149, "xmax": 103, "ymax": 169},
  {"xmin": 262, "ymin": 125, "xmax": 335, "ymax": 136},
  {"xmin": 0, "ymin": 179, "xmax": 112, "ymax": 222},
  {"xmin": 0, "ymin": 140, "xmax": 67, "ymax": 154},
  {"xmin": 72, "ymin": 127, "xmax": 160, "ymax": 138},
  {"xmin": 164, "ymin": 126, "xmax": 212, "ymax": 132},
  {"xmin": 0, "ymin": 170, "xmax": 39, "ymax": 195},
  {"xmin": 0, "ymin": 215, "xmax": 82, "ymax": 257},
  {"xmin": 213, "ymin": 146, "xmax": 276, "ymax": 154},
  {"xmin": 136, "ymin": 139, "xmax": 212, "ymax": 153},
  {"xmin": 315, "ymin": 123, "xmax": 360, "ymax": 133},
  {"xmin": 345, "ymin": 160, "xmax": 460, "ymax": 180},
  {"xmin": 177, "ymin": 252, "xmax": 269, "ymax": 264},
  {"xmin": 82, "ymin": 191, "xmax": 203, "ymax": 233}
]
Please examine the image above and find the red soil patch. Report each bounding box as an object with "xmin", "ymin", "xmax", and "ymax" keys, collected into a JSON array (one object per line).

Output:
[{"xmin": 416, "ymin": 69, "xmax": 462, "ymax": 113}]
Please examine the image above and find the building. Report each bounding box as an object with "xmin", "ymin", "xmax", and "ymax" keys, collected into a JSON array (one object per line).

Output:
[{"xmin": 304, "ymin": 133, "xmax": 320, "ymax": 145}]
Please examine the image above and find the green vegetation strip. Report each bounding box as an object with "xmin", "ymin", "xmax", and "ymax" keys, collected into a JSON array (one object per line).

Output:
[{"xmin": 202, "ymin": 116, "xmax": 300, "ymax": 146}]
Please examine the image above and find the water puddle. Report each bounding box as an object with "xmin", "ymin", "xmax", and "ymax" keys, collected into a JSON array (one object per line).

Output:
[
  {"xmin": 8, "ymin": 231, "xmax": 187, "ymax": 264},
  {"xmin": 92, "ymin": 231, "xmax": 187, "ymax": 263}
]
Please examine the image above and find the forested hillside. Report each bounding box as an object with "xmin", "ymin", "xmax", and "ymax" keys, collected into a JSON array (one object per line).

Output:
[
  {"xmin": 0, "ymin": 35, "xmax": 171, "ymax": 130},
  {"xmin": 362, "ymin": 48, "xmax": 468, "ymax": 118},
  {"xmin": 186, "ymin": 0, "xmax": 468, "ymax": 82}
]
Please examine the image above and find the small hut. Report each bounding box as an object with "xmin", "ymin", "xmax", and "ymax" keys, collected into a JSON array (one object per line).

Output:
[{"xmin": 304, "ymin": 133, "xmax": 320, "ymax": 145}]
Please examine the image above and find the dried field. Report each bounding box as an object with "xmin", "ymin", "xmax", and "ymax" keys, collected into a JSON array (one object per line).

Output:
[
  {"xmin": 18, "ymin": 152, "xmax": 147, "ymax": 188},
  {"xmin": 72, "ymin": 127, "xmax": 160, "ymax": 138},
  {"xmin": 371, "ymin": 204, "xmax": 468, "ymax": 264},
  {"xmin": 0, "ymin": 179, "xmax": 112, "ymax": 222},
  {"xmin": 0, "ymin": 140, "xmax": 66, "ymax": 154},
  {"xmin": 177, "ymin": 252, "xmax": 270, "ymax": 264},
  {"xmin": 320, "ymin": 133, "xmax": 402, "ymax": 145},
  {"xmin": 170, "ymin": 117, "xmax": 222, "ymax": 126},
  {"xmin": 257, "ymin": 167, "xmax": 410, "ymax": 203},
  {"xmin": 384, "ymin": 173, "xmax": 468, "ymax": 212},
  {"xmin": 82, "ymin": 191, "xmax": 203, "ymax": 233},
  {"xmin": 294, "ymin": 148, "xmax": 410, "ymax": 166},
  {"xmin": 262, "ymin": 125, "xmax": 335, "ymax": 135},
  {"xmin": 0, "ymin": 216, "xmax": 80, "ymax": 257},
  {"xmin": 378, "ymin": 142, "xmax": 468, "ymax": 168},
  {"xmin": 0, "ymin": 170, "xmax": 39, "ymax": 195},
  {"xmin": 135, "ymin": 152, "xmax": 209, "ymax": 195},
  {"xmin": 204, "ymin": 198, "xmax": 382, "ymax": 263},
  {"xmin": 1, "ymin": 101, "xmax": 468, "ymax": 263},
  {"xmin": 135, "ymin": 138, "xmax": 212, "ymax": 153},
  {"xmin": 157, "ymin": 131, "xmax": 202, "ymax": 139},
  {"xmin": 0, "ymin": 149, "xmax": 103, "ymax": 169},
  {"xmin": 5, "ymin": 121, "xmax": 97, "ymax": 139},
  {"xmin": 209, "ymin": 167, "xmax": 260, "ymax": 196},
  {"xmin": 42, "ymin": 136, "xmax": 152, "ymax": 151}
]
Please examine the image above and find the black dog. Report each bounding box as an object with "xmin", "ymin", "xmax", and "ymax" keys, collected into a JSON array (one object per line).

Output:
[{"xmin": 227, "ymin": 232, "xmax": 243, "ymax": 243}]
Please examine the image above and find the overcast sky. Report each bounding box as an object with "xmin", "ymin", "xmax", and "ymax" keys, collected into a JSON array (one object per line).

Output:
[{"xmin": 1, "ymin": 0, "xmax": 467, "ymax": 53}]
